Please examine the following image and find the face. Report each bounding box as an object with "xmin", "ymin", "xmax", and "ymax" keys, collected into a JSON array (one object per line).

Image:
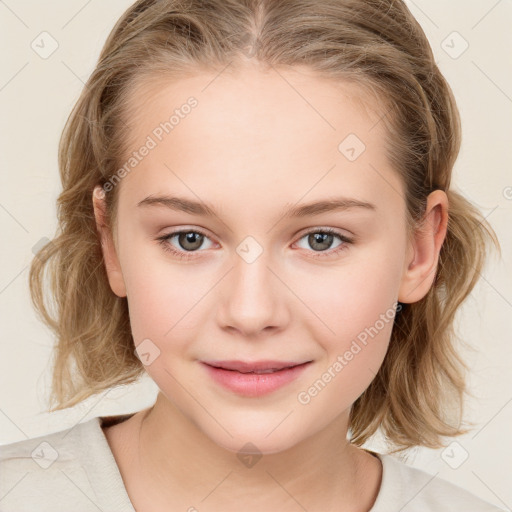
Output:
[{"xmin": 93, "ymin": 63, "xmax": 446, "ymax": 454}]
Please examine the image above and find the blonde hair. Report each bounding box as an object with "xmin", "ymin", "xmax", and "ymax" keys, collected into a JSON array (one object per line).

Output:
[{"xmin": 29, "ymin": 0, "xmax": 500, "ymax": 454}]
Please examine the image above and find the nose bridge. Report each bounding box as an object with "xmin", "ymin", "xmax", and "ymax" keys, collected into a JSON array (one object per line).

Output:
[{"xmin": 218, "ymin": 235, "xmax": 287, "ymax": 335}]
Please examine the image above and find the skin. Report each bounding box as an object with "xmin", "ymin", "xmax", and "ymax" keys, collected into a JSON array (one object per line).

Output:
[{"xmin": 93, "ymin": 62, "xmax": 448, "ymax": 512}]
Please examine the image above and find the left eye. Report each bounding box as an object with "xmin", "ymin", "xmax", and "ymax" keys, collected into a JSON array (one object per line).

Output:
[{"xmin": 295, "ymin": 228, "xmax": 351, "ymax": 254}]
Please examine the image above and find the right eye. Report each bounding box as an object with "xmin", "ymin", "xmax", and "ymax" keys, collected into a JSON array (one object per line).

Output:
[{"xmin": 156, "ymin": 228, "xmax": 216, "ymax": 260}]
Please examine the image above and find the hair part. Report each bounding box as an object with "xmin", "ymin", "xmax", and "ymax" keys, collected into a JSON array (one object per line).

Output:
[{"xmin": 29, "ymin": 0, "xmax": 501, "ymax": 454}]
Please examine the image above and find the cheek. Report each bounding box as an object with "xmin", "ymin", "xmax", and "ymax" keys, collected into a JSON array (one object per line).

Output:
[
  {"xmin": 295, "ymin": 245, "xmax": 402, "ymax": 340},
  {"xmin": 120, "ymin": 246, "xmax": 213, "ymax": 351},
  {"xmin": 294, "ymin": 245, "xmax": 402, "ymax": 387},
  {"xmin": 296, "ymin": 276, "xmax": 398, "ymax": 413}
]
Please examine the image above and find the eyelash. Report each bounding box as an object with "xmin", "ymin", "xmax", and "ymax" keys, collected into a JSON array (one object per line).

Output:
[{"xmin": 156, "ymin": 227, "xmax": 354, "ymax": 261}]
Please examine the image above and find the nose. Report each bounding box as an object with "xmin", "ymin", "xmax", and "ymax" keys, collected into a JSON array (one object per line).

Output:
[{"xmin": 216, "ymin": 247, "xmax": 290, "ymax": 338}]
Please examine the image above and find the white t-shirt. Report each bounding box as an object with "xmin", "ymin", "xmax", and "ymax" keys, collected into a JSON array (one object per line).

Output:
[{"xmin": 0, "ymin": 414, "xmax": 505, "ymax": 512}]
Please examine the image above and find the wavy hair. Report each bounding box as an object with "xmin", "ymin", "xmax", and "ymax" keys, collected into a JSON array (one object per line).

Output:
[{"xmin": 29, "ymin": 0, "xmax": 501, "ymax": 454}]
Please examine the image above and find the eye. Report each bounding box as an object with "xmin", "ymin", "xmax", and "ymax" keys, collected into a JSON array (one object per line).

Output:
[
  {"xmin": 294, "ymin": 227, "xmax": 353, "ymax": 259},
  {"xmin": 156, "ymin": 228, "xmax": 215, "ymax": 260},
  {"xmin": 156, "ymin": 227, "xmax": 354, "ymax": 261}
]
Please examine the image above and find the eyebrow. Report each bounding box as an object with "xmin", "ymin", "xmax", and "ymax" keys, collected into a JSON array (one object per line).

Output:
[{"xmin": 136, "ymin": 195, "xmax": 377, "ymax": 219}]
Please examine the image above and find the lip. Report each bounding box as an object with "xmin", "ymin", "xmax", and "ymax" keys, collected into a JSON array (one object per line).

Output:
[{"xmin": 201, "ymin": 360, "xmax": 312, "ymax": 397}]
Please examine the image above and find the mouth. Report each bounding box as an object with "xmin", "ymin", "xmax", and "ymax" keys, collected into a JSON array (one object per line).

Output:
[
  {"xmin": 202, "ymin": 360, "xmax": 311, "ymax": 373},
  {"xmin": 201, "ymin": 360, "xmax": 313, "ymax": 397}
]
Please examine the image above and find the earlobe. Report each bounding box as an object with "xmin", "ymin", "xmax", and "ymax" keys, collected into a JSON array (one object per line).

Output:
[
  {"xmin": 398, "ymin": 190, "xmax": 449, "ymax": 304},
  {"xmin": 92, "ymin": 186, "xmax": 127, "ymax": 298}
]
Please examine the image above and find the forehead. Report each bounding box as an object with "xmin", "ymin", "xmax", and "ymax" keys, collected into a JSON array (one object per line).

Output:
[
  {"xmin": 124, "ymin": 64, "xmax": 384, "ymax": 148},
  {"xmin": 117, "ymin": 64, "xmax": 405, "ymax": 221}
]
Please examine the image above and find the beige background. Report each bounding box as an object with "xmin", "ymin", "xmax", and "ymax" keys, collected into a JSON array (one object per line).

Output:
[{"xmin": 1, "ymin": 0, "xmax": 511, "ymax": 508}]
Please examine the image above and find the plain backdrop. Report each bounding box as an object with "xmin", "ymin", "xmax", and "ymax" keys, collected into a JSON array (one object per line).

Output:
[{"xmin": 1, "ymin": 0, "xmax": 511, "ymax": 509}]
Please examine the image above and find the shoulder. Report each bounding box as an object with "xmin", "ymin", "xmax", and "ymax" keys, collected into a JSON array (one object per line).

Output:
[
  {"xmin": 0, "ymin": 415, "xmax": 135, "ymax": 512},
  {"xmin": 371, "ymin": 451, "xmax": 506, "ymax": 512},
  {"xmin": 0, "ymin": 418, "xmax": 89, "ymax": 477}
]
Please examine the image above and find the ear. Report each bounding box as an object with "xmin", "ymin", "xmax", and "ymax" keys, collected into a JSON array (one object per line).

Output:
[
  {"xmin": 398, "ymin": 190, "xmax": 449, "ymax": 304},
  {"xmin": 92, "ymin": 185, "xmax": 127, "ymax": 298}
]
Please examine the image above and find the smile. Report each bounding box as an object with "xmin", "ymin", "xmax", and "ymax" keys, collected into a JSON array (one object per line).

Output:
[{"xmin": 201, "ymin": 360, "xmax": 313, "ymax": 397}]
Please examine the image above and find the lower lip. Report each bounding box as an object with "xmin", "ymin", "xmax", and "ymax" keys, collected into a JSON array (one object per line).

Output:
[{"xmin": 201, "ymin": 362, "xmax": 311, "ymax": 397}]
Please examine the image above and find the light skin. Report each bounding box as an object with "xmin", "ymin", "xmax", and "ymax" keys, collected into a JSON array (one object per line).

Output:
[{"xmin": 93, "ymin": 62, "xmax": 448, "ymax": 512}]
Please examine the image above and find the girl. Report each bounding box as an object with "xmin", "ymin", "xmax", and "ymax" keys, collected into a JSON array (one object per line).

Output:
[{"xmin": 0, "ymin": 0, "xmax": 504, "ymax": 511}]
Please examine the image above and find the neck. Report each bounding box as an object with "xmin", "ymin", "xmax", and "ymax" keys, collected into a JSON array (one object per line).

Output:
[{"xmin": 123, "ymin": 392, "xmax": 381, "ymax": 512}]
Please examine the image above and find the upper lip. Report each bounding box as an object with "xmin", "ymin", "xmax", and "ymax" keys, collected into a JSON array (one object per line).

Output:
[{"xmin": 202, "ymin": 360, "xmax": 311, "ymax": 373}]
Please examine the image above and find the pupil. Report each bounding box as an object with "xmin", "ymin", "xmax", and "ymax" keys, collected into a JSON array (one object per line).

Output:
[
  {"xmin": 179, "ymin": 232, "xmax": 202, "ymax": 250},
  {"xmin": 310, "ymin": 232, "xmax": 332, "ymax": 251}
]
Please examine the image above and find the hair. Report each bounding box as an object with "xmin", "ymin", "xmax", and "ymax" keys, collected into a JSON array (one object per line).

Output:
[{"xmin": 29, "ymin": 0, "xmax": 500, "ymax": 455}]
